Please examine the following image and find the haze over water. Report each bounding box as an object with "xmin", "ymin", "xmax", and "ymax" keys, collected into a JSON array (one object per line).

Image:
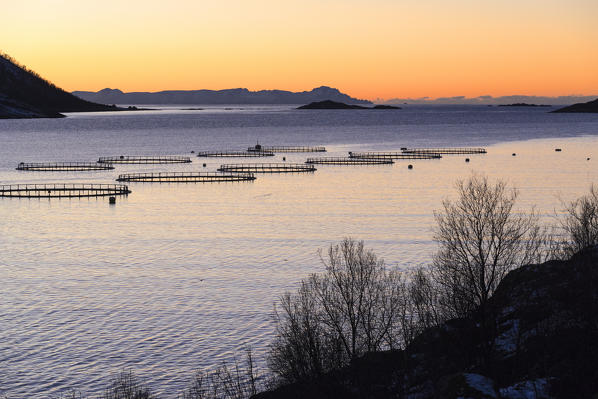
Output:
[{"xmin": 1, "ymin": 105, "xmax": 597, "ymax": 397}]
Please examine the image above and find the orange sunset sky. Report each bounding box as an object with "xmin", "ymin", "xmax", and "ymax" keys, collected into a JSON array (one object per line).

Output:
[{"xmin": 2, "ymin": 0, "xmax": 597, "ymax": 100}]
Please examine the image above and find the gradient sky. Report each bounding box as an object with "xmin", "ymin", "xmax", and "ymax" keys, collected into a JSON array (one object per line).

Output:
[{"xmin": 2, "ymin": 0, "xmax": 597, "ymax": 100}]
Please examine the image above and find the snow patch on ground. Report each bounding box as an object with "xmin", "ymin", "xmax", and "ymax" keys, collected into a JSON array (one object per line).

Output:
[
  {"xmin": 499, "ymin": 378, "xmax": 550, "ymax": 399},
  {"xmin": 494, "ymin": 319, "xmax": 519, "ymax": 356},
  {"xmin": 463, "ymin": 373, "xmax": 498, "ymax": 398}
]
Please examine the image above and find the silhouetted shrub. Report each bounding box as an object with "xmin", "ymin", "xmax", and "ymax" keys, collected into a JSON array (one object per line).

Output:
[
  {"xmin": 182, "ymin": 348, "xmax": 264, "ymax": 399},
  {"xmin": 559, "ymin": 185, "xmax": 598, "ymax": 256},
  {"xmin": 101, "ymin": 370, "xmax": 154, "ymax": 399}
]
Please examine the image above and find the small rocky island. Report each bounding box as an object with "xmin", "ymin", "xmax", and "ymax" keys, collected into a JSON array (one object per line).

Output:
[
  {"xmin": 498, "ymin": 103, "xmax": 551, "ymax": 107},
  {"xmin": 298, "ymin": 100, "xmax": 400, "ymax": 110},
  {"xmin": 552, "ymin": 98, "xmax": 598, "ymax": 113}
]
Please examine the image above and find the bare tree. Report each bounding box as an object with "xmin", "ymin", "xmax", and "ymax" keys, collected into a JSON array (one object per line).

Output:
[
  {"xmin": 268, "ymin": 281, "xmax": 339, "ymax": 383},
  {"xmin": 268, "ymin": 238, "xmax": 406, "ymax": 383},
  {"xmin": 559, "ymin": 185, "xmax": 598, "ymax": 257},
  {"xmin": 408, "ymin": 266, "xmax": 444, "ymax": 331},
  {"xmin": 432, "ymin": 174, "xmax": 545, "ymax": 318}
]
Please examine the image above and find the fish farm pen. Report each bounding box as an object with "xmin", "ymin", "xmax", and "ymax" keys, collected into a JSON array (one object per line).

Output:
[
  {"xmin": 195, "ymin": 151, "xmax": 275, "ymax": 157},
  {"xmin": 402, "ymin": 148, "xmax": 487, "ymax": 154},
  {"xmin": 116, "ymin": 172, "xmax": 256, "ymax": 183},
  {"xmin": 348, "ymin": 152, "xmax": 442, "ymax": 160},
  {"xmin": 16, "ymin": 162, "xmax": 115, "ymax": 171},
  {"xmin": 98, "ymin": 156, "xmax": 192, "ymax": 164},
  {"xmin": 0, "ymin": 184, "xmax": 131, "ymax": 198},
  {"xmin": 247, "ymin": 145, "xmax": 327, "ymax": 153},
  {"xmin": 305, "ymin": 157, "xmax": 394, "ymax": 165},
  {"xmin": 218, "ymin": 163, "xmax": 317, "ymax": 173}
]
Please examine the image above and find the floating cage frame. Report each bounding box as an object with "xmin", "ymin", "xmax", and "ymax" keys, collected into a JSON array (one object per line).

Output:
[
  {"xmin": 195, "ymin": 151, "xmax": 275, "ymax": 158},
  {"xmin": 402, "ymin": 147, "xmax": 487, "ymax": 155},
  {"xmin": 247, "ymin": 145, "xmax": 327, "ymax": 153},
  {"xmin": 348, "ymin": 152, "xmax": 442, "ymax": 160},
  {"xmin": 98, "ymin": 156, "xmax": 192, "ymax": 164},
  {"xmin": 16, "ymin": 162, "xmax": 115, "ymax": 171},
  {"xmin": 305, "ymin": 157, "xmax": 394, "ymax": 165},
  {"xmin": 0, "ymin": 184, "xmax": 131, "ymax": 198},
  {"xmin": 218, "ymin": 163, "xmax": 316, "ymax": 173},
  {"xmin": 116, "ymin": 171, "xmax": 256, "ymax": 183}
]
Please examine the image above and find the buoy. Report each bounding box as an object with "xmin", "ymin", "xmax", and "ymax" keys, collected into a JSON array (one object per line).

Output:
[
  {"xmin": 408, "ymin": 164, "xmax": 413, "ymax": 169},
  {"xmin": 283, "ymin": 157, "xmax": 286, "ymax": 161},
  {"xmin": 555, "ymin": 148, "xmax": 562, "ymax": 152},
  {"xmin": 203, "ymin": 163, "xmax": 206, "ymax": 167},
  {"xmin": 465, "ymin": 158, "xmax": 470, "ymax": 162},
  {"xmin": 512, "ymin": 153, "xmax": 516, "ymax": 156},
  {"xmin": 109, "ymin": 196, "xmax": 116, "ymax": 204}
]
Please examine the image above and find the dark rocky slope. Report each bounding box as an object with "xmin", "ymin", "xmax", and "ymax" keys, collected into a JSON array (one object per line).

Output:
[
  {"xmin": 254, "ymin": 248, "xmax": 598, "ymax": 399},
  {"xmin": 552, "ymin": 98, "xmax": 598, "ymax": 113},
  {"xmin": 0, "ymin": 53, "xmax": 117, "ymax": 118}
]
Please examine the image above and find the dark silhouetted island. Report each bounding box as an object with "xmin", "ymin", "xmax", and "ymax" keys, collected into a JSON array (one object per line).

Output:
[
  {"xmin": 0, "ymin": 53, "xmax": 124, "ymax": 119},
  {"xmin": 372, "ymin": 104, "xmax": 400, "ymax": 109},
  {"xmin": 73, "ymin": 86, "xmax": 372, "ymax": 106},
  {"xmin": 498, "ymin": 103, "xmax": 551, "ymax": 107},
  {"xmin": 552, "ymin": 98, "xmax": 598, "ymax": 113},
  {"xmin": 298, "ymin": 100, "xmax": 401, "ymax": 109}
]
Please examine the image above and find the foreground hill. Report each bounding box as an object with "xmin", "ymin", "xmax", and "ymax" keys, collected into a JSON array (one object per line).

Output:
[
  {"xmin": 72, "ymin": 86, "xmax": 372, "ymax": 105},
  {"xmin": 0, "ymin": 53, "xmax": 118, "ymax": 118},
  {"xmin": 255, "ymin": 247, "xmax": 598, "ymax": 399},
  {"xmin": 552, "ymin": 98, "xmax": 598, "ymax": 113}
]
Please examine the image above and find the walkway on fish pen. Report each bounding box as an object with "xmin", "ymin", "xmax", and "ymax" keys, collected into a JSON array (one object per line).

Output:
[
  {"xmin": 116, "ymin": 172, "xmax": 256, "ymax": 182},
  {"xmin": 348, "ymin": 152, "xmax": 442, "ymax": 160},
  {"xmin": 196, "ymin": 151, "xmax": 274, "ymax": 157},
  {"xmin": 305, "ymin": 157, "xmax": 394, "ymax": 165},
  {"xmin": 16, "ymin": 162, "xmax": 115, "ymax": 171},
  {"xmin": 402, "ymin": 147, "xmax": 487, "ymax": 154},
  {"xmin": 0, "ymin": 184, "xmax": 131, "ymax": 198},
  {"xmin": 98, "ymin": 156, "xmax": 192, "ymax": 164},
  {"xmin": 247, "ymin": 145, "xmax": 326, "ymax": 153},
  {"xmin": 218, "ymin": 163, "xmax": 317, "ymax": 173}
]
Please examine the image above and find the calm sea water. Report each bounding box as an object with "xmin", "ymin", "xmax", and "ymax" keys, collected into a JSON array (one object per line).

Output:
[{"xmin": 1, "ymin": 105, "xmax": 597, "ymax": 398}]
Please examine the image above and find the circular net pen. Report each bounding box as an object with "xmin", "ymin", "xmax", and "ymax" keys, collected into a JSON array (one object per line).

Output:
[
  {"xmin": 98, "ymin": 156, "xmax": 192, "ymax": 164},
  {"xmin": 0, "ymin": 184, "xmax": 131, "ymax": 198},
  {"xmin": 305, "ymin": 157, "xmax": 394, "ymax": 165},
  {"xmin": 402, "ymin": 147, "xmax": 487, "ymax": 155},
  {"xmin": 16, "ymin": 162, "xmax": 115, "ymax": 171},
  {"xmin": 348, "ymin": 152, "xmax": 442, "ymax": 160},
  {"xmin": 218, "ymin": 163, "xmax": 316, "ymax": 173},
  {"xmin": 116, "ymin": 172, "xmax": 256, "ymax": 183},
  {"xmin": 247, "ymin": 145, "xmax": 327, "ymax": 153},
  {"xmin": 196, "ymin": 151, "xmax": 275, "ymax": 158}
]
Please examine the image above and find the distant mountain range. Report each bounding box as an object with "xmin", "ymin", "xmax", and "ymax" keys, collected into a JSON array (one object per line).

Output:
[
  {"xmin": 72, "ymin": 86, "xmax": 373, "ymax": 105},
  {"xmin": 0, "ymin": 53, "xmax": 118, "ymax": 118}
]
